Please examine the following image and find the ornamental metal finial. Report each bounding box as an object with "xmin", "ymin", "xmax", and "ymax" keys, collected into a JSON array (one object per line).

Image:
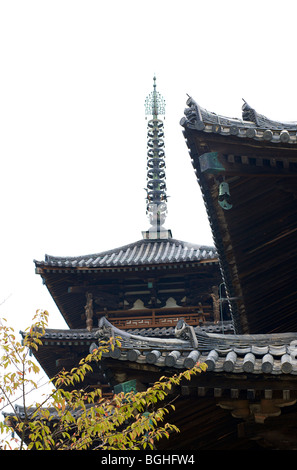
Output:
[
  {"xmin": 142, "ymin": 77, "xmax": 171, "ymax": 239},
  {"xmin": 145, "ymin": 75, "xmax": 166, "ymax": 117}
]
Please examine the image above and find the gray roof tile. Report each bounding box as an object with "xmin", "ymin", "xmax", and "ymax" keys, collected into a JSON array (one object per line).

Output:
[
  {"xmin": 35, "ymin": 238, "xmax": 218, "ymax": 269},
  {"xmin": 31, "ymin": 319, "xmax": 297, "ymax": 376},
  {"xmin": 181, "ymin": 97, "xmax": 297, "ymax": 145}
]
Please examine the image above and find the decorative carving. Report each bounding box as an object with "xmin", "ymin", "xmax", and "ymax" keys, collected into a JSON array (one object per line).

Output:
[
  {"xmin": 175, "ymin": 318, "xmax": 198, "ymax": 348},
  {"xmin": 210, "ymin": 286, "xmax": 220, "ymax": 323}
]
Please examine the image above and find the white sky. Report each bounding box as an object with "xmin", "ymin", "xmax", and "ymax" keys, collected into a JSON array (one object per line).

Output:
[{"xmin": 1, "ymin": 0, "xmax": 297, "ymax": 332}]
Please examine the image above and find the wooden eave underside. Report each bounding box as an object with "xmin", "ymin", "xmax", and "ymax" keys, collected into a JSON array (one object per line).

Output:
[
  {"xmin": 182, "ymin": 125, "xmax": 297, "ymax": 335},
  {"xmin": 36, "ymin": 261, "xmax": 221, "ymax": 330}
]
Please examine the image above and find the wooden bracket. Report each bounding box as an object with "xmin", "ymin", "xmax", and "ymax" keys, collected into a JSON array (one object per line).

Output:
[{"xmin": 217, "ymin": 398, "xmax": 297, "ymax": 424}]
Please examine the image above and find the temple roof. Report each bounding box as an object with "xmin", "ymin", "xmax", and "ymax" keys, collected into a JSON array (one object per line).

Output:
[
  {"xmin": 181, "ymin": 98, "xmax": 297, "ymax": 145},
  {"xmin": 34, "ymin": 238, "xmax": 220, "ymax": 330},
  {"xmin": 35, "ymin": 238, "xmax": 218, "ymax": 270},
  {"xmin": 94, "ymin": 317, "xmax": 297, "ymax": 375},
  {"xmin": 181, "ymin": 98, "xmax": 297, "ymax": 335},
  {"xmin": 20, "ymin": 314, "xmax": 297, "ymax": 451},
  {"xmin": 26, "ymin": 317, "xmax": 297, "ymax": 377}
]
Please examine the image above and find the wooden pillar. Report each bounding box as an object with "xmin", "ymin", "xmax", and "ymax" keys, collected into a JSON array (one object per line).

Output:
[
  {"xmin": 152, "ymin": 309, "xmax": 156, "ymax": 327},
  {"xmin": 85, "ymin": 292, "xmax": 94, "ymax": 331},
  {"xmin": 210, "ymin": 286, "xmax": 220, "ymax": 323}
]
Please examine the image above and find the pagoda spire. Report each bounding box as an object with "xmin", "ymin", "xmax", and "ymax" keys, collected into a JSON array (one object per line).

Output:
[{"xmin": 142, "ymin": 76, "xmax": 172, "ymax": 240}]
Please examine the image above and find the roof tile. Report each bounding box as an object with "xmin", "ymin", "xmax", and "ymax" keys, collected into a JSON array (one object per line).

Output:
[{"xmin": 35, "ymin": 238, "xmax": 218, "ymax": 269}]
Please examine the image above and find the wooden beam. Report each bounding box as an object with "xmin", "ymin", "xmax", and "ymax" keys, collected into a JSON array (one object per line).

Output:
[
  {"xmin": 199, "ymin": 152, "xmax": 297, "ymax": 177},
  {"xmin": 95, "ymin": 305, "xmax": 211, "ymax": 316}
]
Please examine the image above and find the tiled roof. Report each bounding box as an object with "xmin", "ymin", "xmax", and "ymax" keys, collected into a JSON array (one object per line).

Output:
[
  {"xmin": 181, "ymin": 97, "xmax": 297, "ymax": 335},
  {"xmin": 35, "ymin": 238, "xmax": 218, "ymax": 269},
  {"xmin": 36, "ymin": 321, "xmax": 234, "ymax": 341},
  {"xmin": 181, "ymin": 97, "xmax": 297, "ymax": 145},
  {"xmin": 95, "ymin": 317, "xmax": 297, "ymax": 375},
  {"xmin": 32, "ymin": 318, "xmax": 297, "ymax": 376},
  {"xmin": 125, "ymin": 321, "xmax": 234, "ymax": 336}
]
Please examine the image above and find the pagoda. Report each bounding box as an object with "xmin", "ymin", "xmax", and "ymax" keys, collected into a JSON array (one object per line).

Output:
[
  {"xmin": 13, "ymin": 83, "xmax": 297, "ymax": 450},
  {"xmin": 30, "ymin": 78, "xmax": 225, "ymax": 390}
]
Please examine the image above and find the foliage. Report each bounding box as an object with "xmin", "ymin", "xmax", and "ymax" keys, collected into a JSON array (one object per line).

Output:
[{"xmin": 0, "ymin": 310, "xmax": 206, "ymax": 450}]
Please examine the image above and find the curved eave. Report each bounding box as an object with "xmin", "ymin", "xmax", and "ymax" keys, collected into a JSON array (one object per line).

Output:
[
  {"xmin": 33, "ymin": 238, "xmax": 220, "ymax": 331},
  {"xmin": 34, "ymin": 238, "xmax": 218, "ymax": 272},
  {"xmin": 26, "ymin": 317, "xmax": 297, "ymax": 377},
  {"xmin": 181, "ymin": 97, "xmax": 297, "ymax": 146},
  {"xmin": 96, "ymin": 317, "xmax": 297, "ymax": 375},
  {"xmin": 181, "ymin": 98, "xmax": 297, "ymax": 336}
]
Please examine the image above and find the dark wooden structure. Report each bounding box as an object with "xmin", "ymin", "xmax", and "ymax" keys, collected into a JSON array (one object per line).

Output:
[
  {"xmin": 32, "ymin": 237, "xmax": 227, "ymax": 379},
  {"xmin": 181, "ymin": 98, "xmax": 297, "ymax": 335},
  {"xmin": 34, "ymin": 238, "xmax": 223, "ymax": 332}
]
